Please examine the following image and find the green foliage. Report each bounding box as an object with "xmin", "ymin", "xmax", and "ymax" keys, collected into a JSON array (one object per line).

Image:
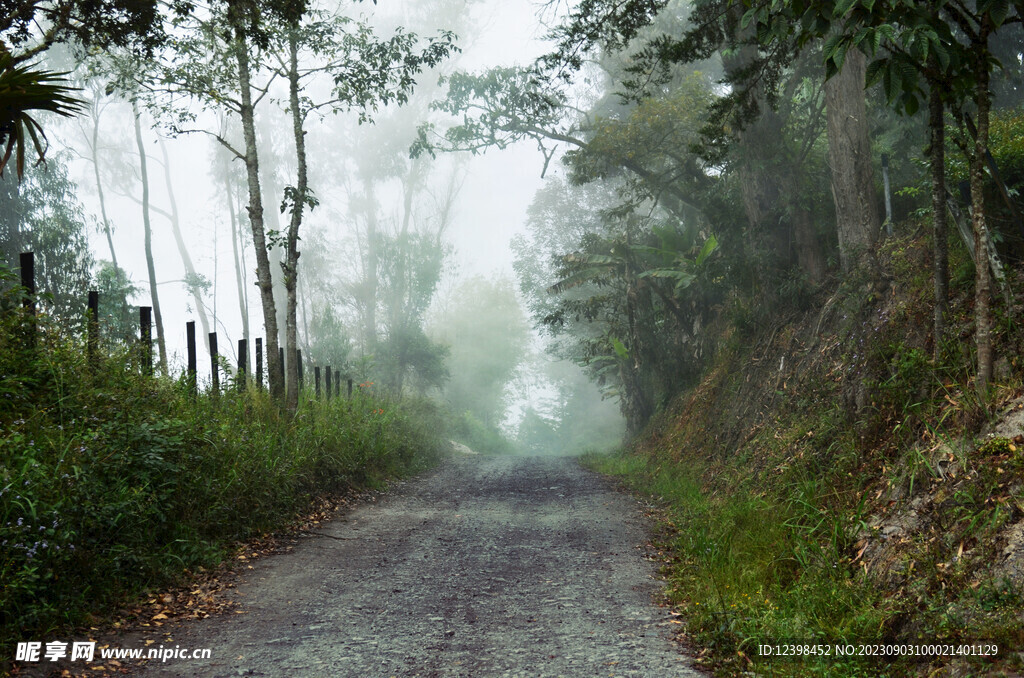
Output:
[
  {"xmin": 369, "ymin": 224, "xmax": 451, "ymax": 396},
  {"xmin": 375, "ymin": 325, "xmax": 449, "ymax": 396},
  {"xmin": 94, "ymin": 262, "xmax": 139, "ymax": 345},
  {"xmin": 0, "ymin": 55, "xmax": 85, "ymax": 179},
  {"xmin": 0, "ymin": 293, "xmax": 447, "ymax": 650},
  {"xmin": 585, "ymin": 448, "xmax": 889, "ymax": 677},
  {"xmin": 516, "ymin": 407, "xmax": 560, "ymax": 455},
  {"xmin": 517, "ymin": 181, "xmax": 720, "ymax": 432},
  {"xmin": 0, "ymin": 152, "xmax": 95, "ymax": 325},
  {"xmin": 306, "ymin": 303, "xmax": 352, "ymax": 373}
]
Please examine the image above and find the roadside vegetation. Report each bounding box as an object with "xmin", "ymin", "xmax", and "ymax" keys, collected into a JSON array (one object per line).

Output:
[
  {"xmin": 586, "ymin": 227, "xmax": 1024, "ymax": 676},
  {"xmin": 0, "ymin": 277, "xmax": 449, "ymax": 657}
]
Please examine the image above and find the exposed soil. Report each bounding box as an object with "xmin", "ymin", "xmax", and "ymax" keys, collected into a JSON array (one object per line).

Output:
[{"xmin": 123, "ymin": 455, "xmax": 698, "ymax": 677}]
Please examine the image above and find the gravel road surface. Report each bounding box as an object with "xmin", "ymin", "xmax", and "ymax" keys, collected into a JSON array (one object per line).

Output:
[{"xmin": 137, "ymin": 454, "xmax": 699, "ymax": 677}]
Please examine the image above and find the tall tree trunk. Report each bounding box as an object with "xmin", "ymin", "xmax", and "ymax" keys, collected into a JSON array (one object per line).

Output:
[
  {"xmin": 283, "ymin": 27, "xmax": 306, "ymax": 412},
  {"xmin": 133, "ymin": 100, "xmax": 167, "ymax": 372},
  {"xmin": 90, "ymin": 103, "xmax": 118, "ymax": 268},
  {"xmin": 824, "ymin": 48, "xmax": 881, "ymax": 272},
  {"xmin": 970, "ymin": 33, "xmax": 994, "ymax": 396},
  {"xmin": 224, "ymin": 150, "xmax": 249, "ymax": 347},
  {"xmin": 721, "ymin": 44, "xmax": 789, "ymax": 282},
  {"xmin": 258, "ymin": 131, "xmax": 289, "ymax": 390},
  {"xmin": 229, "ymin": 8, "xmax": 282, "ymax": 401},
  {"xmin": 928, "ymin": 79, "xmax": 949, "ymax": 360},
  {"xmin": 159, "ymin": 139, "xmax": 212, "ymax": 340},
  {"xmin": 787, "ymin": 170, "xmax": 826, "ymax": 284},
  {"xmin": 298, "ymin": 271, "xmax": 311, "ymax": 355},
  {"xmin": 361, "ymin": 178, "xmax": 379, "ymax": 356}
]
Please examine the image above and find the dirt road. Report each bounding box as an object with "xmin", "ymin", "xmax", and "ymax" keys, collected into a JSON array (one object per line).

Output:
[{"xmin": 137, "ymin": 455, "xmax": 698, "ymax": 677}]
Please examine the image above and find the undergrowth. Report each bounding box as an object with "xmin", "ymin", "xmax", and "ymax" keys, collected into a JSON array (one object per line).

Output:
[
  {"xmin": 583, "ymin": 231, "xmax": 1024, "ymax": 676},
  {"xmin": 0, "ymin": 286, "xmax": 448, "ymax": 659}
]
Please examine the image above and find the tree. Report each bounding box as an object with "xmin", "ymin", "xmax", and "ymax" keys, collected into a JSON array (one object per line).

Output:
[
  {"xmin": 0, "ymin": 152, "xmax": 93, "ymax": 324},
  {"xmin": 72, "ymin": 78, "xmax": 119, "ymax": 266},
  {"xmin": 131, "ymin": 99, "xmax": 166, "ymax": 372},
  {"xmin": 128, "ymin": 0, "xmax": 456, "ymax": 406},
  {"xmin": 271, "ymin": 8, "xmax": 456, "ymax": 409},
  {"xmin": 94, "ymin": 261, "xmax": 139, "ymax": 345},
  {"xmin": 792, "ymin": 0, "xmax": 1022, "ymax": 389},
  {"xmin": 513, "ymin": 176, "xmax": 718, "ymax": 433},
  {"xmin": 824, "ymin": 47, "xmax": 881, "ymax": 272},
  {"xmin": 373, "ymin": 226, "xmax": 451, "ymax": 395}
]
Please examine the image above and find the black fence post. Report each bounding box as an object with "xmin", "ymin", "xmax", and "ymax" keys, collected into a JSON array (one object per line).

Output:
[
  {"xmin": 255, "ymin": 338, "xmax": 263, "ymax": 389},
  {"xmin": 296, "ymin": 349, "xmax": 304, "ymax": 391},
  {"xmin": 87, "ymin": 291, "xmax": 99, "ymax": 368},
  {"xmin": 139, "ymin": 306, "xmax": 152, "ymax": 376},
  {"xmin": 335, "ymin": 370, "xmax": 340, "ymax": 398},
  {"xmin": 19, "ymin": 252, "xmax": 34, "ymax": 311},
  {"xmin": 325, "ymin": 366, "xmax": 332, "ymax": 401},
  {"xmin": 209, "ymin": 332, "xmax": 219, "ymax": 392},
  {"xmin": 347, "ymin": 378, "xmax": 353, "ymax": 399},
  {"xmin": 19, "ymin": 252, "xmax": 35, "ymax": 347},
  {"xmin": 186, "ymin": 321, "xmax": 197, "ymax": 396},
  {"xmin": 314, "ymin": 366, "xmax": 321, "ymax": 399},
  {"xmin": 238, "ymin": 339, "xmax": 247, "ymax": 391}
]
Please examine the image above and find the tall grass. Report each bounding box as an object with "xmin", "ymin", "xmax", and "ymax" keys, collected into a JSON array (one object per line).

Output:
[
  {"xmin": 584, "ymin": 451, "xmax": 896, "ymax": 677},
  {"xmin": 0, "ymin": 297, "xmax": 448, "ymax": 654}
]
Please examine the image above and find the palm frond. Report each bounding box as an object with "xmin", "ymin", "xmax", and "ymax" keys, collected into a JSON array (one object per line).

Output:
[{"xmin": 0, "ymin": 54, "xmax": 85, "ymax": 179}]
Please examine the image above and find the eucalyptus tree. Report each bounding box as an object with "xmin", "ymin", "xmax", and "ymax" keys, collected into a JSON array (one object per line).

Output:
[
  {"xmin": 72, "ymin": 79, "xmax": 119, "ymax": 267},
  {"xmin": 125, "ymin": 0, "xmax": 456, "ymax": 407},
  {"xmin": 269, "ymin": 9, "xmax": 456, "ymax": 409},
  {"xmin": 130, "ymin": 99, "xmax": 167, "ymax": 371},
  {"xmin": 120, "ymin": 0, "xmax": 303, "ymax": 399}
]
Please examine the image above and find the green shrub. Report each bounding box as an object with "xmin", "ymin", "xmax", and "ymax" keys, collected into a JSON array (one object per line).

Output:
[{"xmin": 0, "ymin": 292, "xmax": 447, "ymax": 651}]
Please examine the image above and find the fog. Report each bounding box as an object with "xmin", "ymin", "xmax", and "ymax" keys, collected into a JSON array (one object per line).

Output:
[{"xmin": 8, "ymin": 0, "xmax": 626, "ymax": 454}]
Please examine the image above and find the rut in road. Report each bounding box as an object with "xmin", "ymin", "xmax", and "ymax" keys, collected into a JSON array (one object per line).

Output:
[{"xmin": 137, "ymin": 455, "xmax": 700, "ymax": 677}]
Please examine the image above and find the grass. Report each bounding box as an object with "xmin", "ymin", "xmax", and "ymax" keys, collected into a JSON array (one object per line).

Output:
[
  {"xmin": 578, "ymin": 233, "xmax": 1024, "ymax": 676},
  {"xmin": 0, "ymin": 297, "xmax": 449, "ymax": 661},
  {"xmin": 584, "ymin": 450, "xmax": 894, "ymax": 677}
]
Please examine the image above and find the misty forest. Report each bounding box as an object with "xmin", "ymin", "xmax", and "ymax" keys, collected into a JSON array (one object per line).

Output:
[{"xmin": 3, "ymin": 0, "xmax": 1024, "ymax": 675}]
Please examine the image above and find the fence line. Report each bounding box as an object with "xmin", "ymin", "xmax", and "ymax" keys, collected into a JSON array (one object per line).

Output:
[{"xmin": 13, "ymin": 251, "xmax": 352, "ymax": 403}]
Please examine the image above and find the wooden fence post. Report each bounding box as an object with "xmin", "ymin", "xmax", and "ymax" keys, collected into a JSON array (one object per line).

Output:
[
  {"xmin": 139, "ymin": 306, "xmax": 152, "ymax": 376},
  {"xmin": 238, "ymin": 339, "xmax": 247, "ymax": 391},
  {"xmin": 296, "ymin": 348, "xmax": 304, "ymax": 391},
  {"xmin": 19, "ymin": 252, "xmax": 35, "ymax": 347},
  {"xmin": 186, "ymin": 321, "xmax": 197, "ymax": 396},
  {"xmin": 325, "ymin": 366, "xmax": 332, "ymax": 401},
  {"xmin": 209, "ymin": 332, "xmax": 219, "ymax": 392},
  {"xmin": 347, "ymin": 378, "xmax": 353, "ymax": 399},
  {"xmin": 335, "ymin": 370, "xmax": 340, "ymax": 398},
  {"xmin": 19, "ymin": 252, "xmax": 34, "ymax": 311},
  {"xmin": 87, "ymin": 291, "xmax": 99, "ymax": 368},
  {"xmin": 315, "ymin": 366, "xmax": 321, "ymax": 399},
  {"xmin": 255, "ymin": 338, "xmax": 263, "ymax": 389}
]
